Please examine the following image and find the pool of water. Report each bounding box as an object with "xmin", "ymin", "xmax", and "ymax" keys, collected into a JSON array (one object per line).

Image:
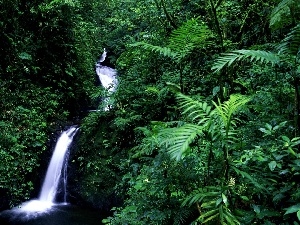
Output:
[{"xmin": 0, "ymin": 204, "xmax": 106, "ymax": 225}]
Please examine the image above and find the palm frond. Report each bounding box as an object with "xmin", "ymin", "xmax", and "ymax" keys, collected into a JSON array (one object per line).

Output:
[
  {"xmin": 183, "ymin": 186, "xmax": 241, "ymax": 224},
  {"xmin": 232, "ymin": 167, "xmax": 265, "ymax": 190},
  {"xmin": 159, "ymin": 123, "xmax": 203, "ymax": 161},
  {"xmin": 278, "ymin": 24, "xmax": 300, "ymax": 56},
  {"xmin": 212, "ymin": 50, "xmax": 280, "ymax": 73}
]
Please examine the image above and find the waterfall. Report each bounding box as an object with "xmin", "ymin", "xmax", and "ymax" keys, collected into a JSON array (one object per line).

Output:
[
  {"xmin": 95, "ymin": 48, "xmax": 118, "ymax": 110},
  {"xmin": 39, "ymin": 127, "xmax": 77, "ymax": 203},
  {"xmin": 10, "ymin": 126, "xmax": 78, "ymax": 213}
]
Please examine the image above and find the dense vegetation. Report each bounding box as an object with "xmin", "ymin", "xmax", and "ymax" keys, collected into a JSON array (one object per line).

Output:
[{"xmin": 1, "ymin": 0, "xmax": 300, "ymax": 224}]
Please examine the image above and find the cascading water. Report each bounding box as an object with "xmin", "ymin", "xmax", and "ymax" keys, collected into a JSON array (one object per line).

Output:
[
  {"xmin": 39, "ymin": 126, "xmax": 77, "ymax": 203},
  {"xmin": 3, "ymin": 127, "xmax": 78, "ymax": 215},
  {"xmin": 95, "ymin": 48, "xmax": 118, "ymax": 110}
]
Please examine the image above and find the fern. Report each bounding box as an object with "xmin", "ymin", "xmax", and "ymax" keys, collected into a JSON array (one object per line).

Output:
[
  {"xmin": 159, "ymin": 123, "xmax": 203, "ymax": 161},
  {"xmin": 159, "ymin": 93, "xmax": 250, "ymax": 161},
  {"xmin": 213, "ymin": 94, "xmax": 251, "ymax": 135},
  {"xmin": 168, "ymin": 18, "xmax": 213, "ymax": 53},
  {"xmin": 269, "ymin": 0, "xmax": 297, "ymax": 29},
  {"xmin": 131, "ymin": 18, "xmax": 213, "ymax": 62},
  {"xmin": 278, "ymin": 24, "xmax": 300, "ymax": 56},
  {"xmin": 176, "ymin": 93, "xmax": 213, "ymax": 127},
  {"xmin": 212, "ymin": 50, "xmax": 280, "ymax": 73},
  {"xmin": 130, "ymin": 42, "xmax": 175, "ymax": 58},
  {"xmin": 182, "ymin": 186, "xmax": 241, "ymax": 225},
  {"xmin": 182, "ymin": 186, "xmax": 220, "ymax": 206}
]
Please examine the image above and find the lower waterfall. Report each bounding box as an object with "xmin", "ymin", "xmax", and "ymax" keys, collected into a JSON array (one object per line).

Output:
[
  {"xmin": 0, "ymin": 127, "xmax": 79, "ymax": 219},
  {"xmin": 0, "ymin": 126, "xmax": 107, "ymax": 224}
]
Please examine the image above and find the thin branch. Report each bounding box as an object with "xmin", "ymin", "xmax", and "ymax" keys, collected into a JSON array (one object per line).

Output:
[
  {"xmin": 161, "ymin": 0, "xmax": 178, "ymax": 29},
  {"xmin": 215, "ymin": 0, "xmax": 224, "ymax": 9},
  {"xmin": 208, "ymin": 0, "xmax": 224, "ymax": 51}
]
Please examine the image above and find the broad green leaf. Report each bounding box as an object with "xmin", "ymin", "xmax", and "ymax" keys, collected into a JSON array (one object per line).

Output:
[
  {"xmin": 216, "ymin": 197, "xmax": 222, "ymax": 206},
  {"xmin": 200, "ymin": 208, "xmax": 219, "ymax": 219},
  {"xmin": 297, "ymin": 210, "xmax": 300, "ymax": 221},
  {"xmin": 282, "ymin": 135, "xmax": 290, "ymax": 142},
  {"xmin": 240, "ymin": 196, "xmax": 249, "ymax": 201},
  {"xmin": 222, "ymin": 193, "xmax": 228, "ymax": 205},
  {"xmin": 253, "ymin": 204, "xmax": 261, "ymax": 213},
  {"xmin": 265, "ymin": 123, "xmax": 272, "ymax": 131},
  {"xmin": 284, "ymin": 204, "xmax": 300, "ymax": 215},
  {"xmin": 201, "ymin": 213, "xmax": 219, "ymax": 223},
  {"xmin": 268, "ymin": 161, "xmax": 277, "ymax": 171},
  {"xmin": 18, "ymin": 52, "xmax": 32, "ymax": 60}
]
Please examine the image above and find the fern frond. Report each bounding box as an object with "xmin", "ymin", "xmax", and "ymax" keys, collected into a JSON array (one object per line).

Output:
[
  {"xmin": 173, "ymin": 208, "xmax": 193, "ymax": 225},
  {"xmin": 176, "ymin": 93, "xmax": 213, "ymax": 126},
  {"xmin": 213, "ymin": 94, "xmax": 251, "ymax": 135},
  {"xmin": 131, "ymin": 19, "xmax": 213, "ymax": 62},
  {"xmin": 232, "ymin": 167, "xmax": 265, "ymax": 190},
  {"xmin": 212, "ymin": 50, "xmax": 280, "ymax": 73},
  {"xmin": 159, "ymin": 123, "xmax": 202, "ymax": 161},
  {"xmin": 168, "ymin": 18, "xmax": 213, "ymax": 53},
  {"xmin": 270, "ymin": 0, "xmax": 296, "ymax": 29},
  {"xmin": 130, "ymin": 42, "xmax": 176, "ymax": 58},
  {"xmin": 222, "ymin": 208, "xmax": 241, "ymax": 225},
  {"xmin": 278, "ymin": 24, "xmax": 300, "ymax": 56},
  {"xmin": 182, "ymin": 186, "xmax": 220, "ymax": 206}
]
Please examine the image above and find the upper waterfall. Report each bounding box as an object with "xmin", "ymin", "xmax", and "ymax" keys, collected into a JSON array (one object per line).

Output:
[
  {"xmin": 95, "ymin": 48, "xmax": 118, "ymax": 93},
  {"xmin": 95, "ymin": 49, "xmax": 118, "ymax": 111}
]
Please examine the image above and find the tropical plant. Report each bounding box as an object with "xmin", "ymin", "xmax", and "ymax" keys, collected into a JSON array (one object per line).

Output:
[
  {"xmin": 212, "ymin": 22, "xmax": 300, "ymax": 134},
  {"xmin": 156, "ymin": 92, "xmax": 251, "ymax": 224}
]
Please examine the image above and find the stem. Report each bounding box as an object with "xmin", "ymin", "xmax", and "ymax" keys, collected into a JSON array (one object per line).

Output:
[
  {"xmin": 206, "ymin": 141, "xmax": 213, "ymax": 185},
  {"xmin": 208, "ymin": 0, "xmax": 226, "ymax": 101},
  {"xmin": 237, "ymin": 9, "xmax": 251, "ymax": 48},
  {"xmin": 179, "ymin": 63, "xmax": 184, "ymax": 93},
  {"xmin": 196, "ymin": 202, "xmax": 202, "ymax": 215},
  {"xmin": 208, "ymin": 0, "xmax": 224, "ymax": 51},
  {"xmin": 293, "ymin": 77, "xmax": 300, "ymax": 136},
  {"xmin": 223, "ymin": 145, "xmax": 229, "ymax": 181},
  {"xmin": 160, "ymin": 0, "xmax": 178, "ymax": 29},
  {"xmin": 215, "ymin": 0, "xmax": 224, "ymax": 9}
]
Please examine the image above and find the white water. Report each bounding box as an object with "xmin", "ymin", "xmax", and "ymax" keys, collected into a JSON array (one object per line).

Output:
[
  {"xmin": 10, "ymin": 127, "xmax": 78, "ymax": 214},
  {"xmin": 95, "ymin": 48, "xmax": 118, "ymax": 110}
]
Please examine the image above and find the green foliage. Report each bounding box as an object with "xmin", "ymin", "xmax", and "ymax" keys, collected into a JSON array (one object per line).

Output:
[
  {"xmin": 0, "ymin": 0, "xmax": 99, "ymax": 208},
  {"xmin": 97, "ymin": 1, "xmax": 300, "ymax": 224},
  {"xmin": 3, "ymin": 1, "xmax": 300, "ymax": 225},
  {"xmin": 270, "ymin": 0, "xmax": 300, "ymax": 29},
  {"xmin": 160, "ymin": 123, "xmax": 203, "ymax": 160},
  {"xmin": 132, "ymin": 18, "xmax": 214, "ymax": 62},
  {"xmin": 212, "ymin": 50, "xmax": 280, "ymax": 73},
  {"xmin": 160, "ymin": 93, "xmax": 250, "ymax": 161},
  {"xmin": 278, "ymin": 23, "xmax": 300, "ymax": 55},
  {"xmin": 0, "ymin": 83, "xmax": 60, "ymax": 206}
]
